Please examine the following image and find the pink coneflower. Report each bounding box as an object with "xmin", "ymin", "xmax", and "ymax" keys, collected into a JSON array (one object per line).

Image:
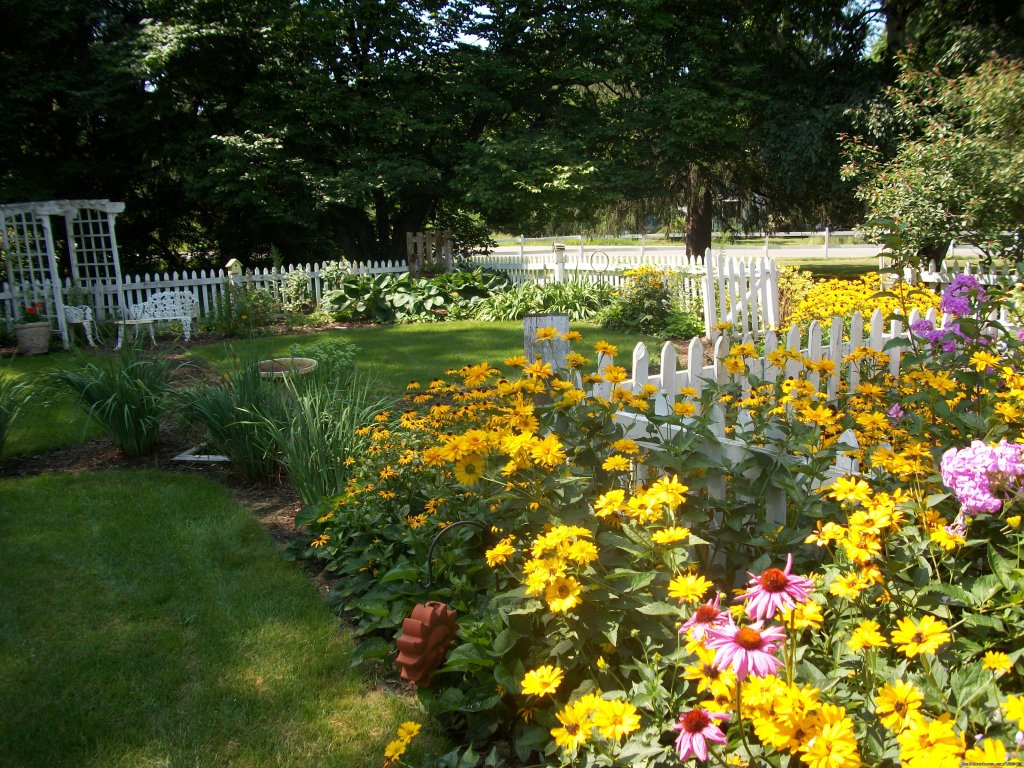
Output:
[
  {"xmin": 704, "ymin": 621, "xmax": 786, "ymax": 680},
  {"xmin": 672, "ymin": 708, "xmax": 729, "ymax": 761},
  {"xmin": 679, "ymin": 593, "xmax": 733, "ymax": 641},
  {"xmin": 737, "ymin": 553, "xmax": 814, "ymax": 620}
]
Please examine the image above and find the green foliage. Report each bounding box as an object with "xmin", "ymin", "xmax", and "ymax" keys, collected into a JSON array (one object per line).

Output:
[
  {"xmin": 263, "ymin": 371, "xmax": 394, "ymax": 506},
  {"xmin": 323, "ymin": 270, "xmax": 507, "ymax": 324},
  {"xmin": 843, "ymin": 56, "xmax": 1024, "ymax": 266},
  {"xmin": 179, "ymin": 355, "xmax": 287, "ymax": 484},
  {"xmin": 0, "ymin": 373, "xmax": 28, "ymax": 457},
  {"xmin": 51, "ymin": 350, "xmax": 171, "ymax": 457},
  {"xmin": 600, "ymin": 266, "xmax": 703, "ymax": 340},
  {"xmin": 472, "ymin": 280, "xmax": 616, "ymax": 322},
  {"xmin": 202, "ymin": 282, "xmax": 282, "ymax": 337}
]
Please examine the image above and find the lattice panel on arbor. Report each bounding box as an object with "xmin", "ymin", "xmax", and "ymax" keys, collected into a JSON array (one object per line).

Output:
[
  {"xmin": 1, "ymin": 204, "xmax": 60, "ymax": 322},
  {"xmin": 65, "ymin": 203, "xmax": 126, "ymax": 319}
]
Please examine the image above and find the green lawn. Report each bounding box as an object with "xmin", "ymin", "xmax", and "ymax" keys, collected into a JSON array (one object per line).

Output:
[
  {"xmin": 3, "ymin": 321, "xmax": 656, "ymax": 458},
  {"xmin": 0, "ymin": 470, "xmax": 440, "ymax": 768}
]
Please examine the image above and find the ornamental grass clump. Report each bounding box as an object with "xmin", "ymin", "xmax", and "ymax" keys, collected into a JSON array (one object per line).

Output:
[
  {"xmin": 303, "ymin": 275, "xmax": 1024, "ymax": 768},
  {"xmin": 0, "ymin": 372, "xmax": 28, "ymax": 456},
  {"xmin": 52, "ymin": 350, "xmax": 170, "ymax": 457}
]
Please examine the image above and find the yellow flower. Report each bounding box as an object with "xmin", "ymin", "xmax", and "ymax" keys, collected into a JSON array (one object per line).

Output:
[
  {"xmin": 800, "ymin": 706, "xmax": 861, "ymax": 768},
  {"xmin": 969, "ymin": 350, "xmax": 1001, "ymax": 371},
  {"xmin": 521, "ymin": 664, "xmax": 564, "ymax": 697},
  {"xmin": 590, "ymin": 697, "xmax": 640, "ymax": 740},
  {"xmin": 897, "ymin": 715, "xmax": 963, "ymax": 765},
  {"xmin": 535, "ymin": 326, "xmax": 559, "ymax": 342},
  {"xmin": 1002, "ymin": 694, "xmax": 1024, "ymax": 728},
  {"xmin": 530, "ymin": 434, "xmax": 566, "ymax": 467},
  {"xmin": 396, "ymin": 721, "xmax": 421, "ymax": 741},
  {"xmin": 602, "ymin": 454, "xmax": 631, "ymax": 472},
  {"xmin": 652, "ymin": 526, "xmax": 691, "ymax": 545},
  {"xmin": 545, "ymin": 576, "xmax": 583, "ymax": 613},
  {"xmin": 310, "ymin": 533, "xmax": 330, "ymax": 548},
  {"xmin": 485, "ymin": 538, "xmax": 516, "ymax": 567},
  {"xmin": 779, "ymin": 600, "xmax": 823, "ymax": 631},
  {"xmin": 964, "ymin": 738, "xmax": 1009, "ymax": 763},
  {"xmin": 891, "ymin": 615, "xmax": 951, "ymax": 658},
  {"xmin": 668, "ymin": 573, "xmax": 714, "ymax": 603},
  {"xmin": 981, "ymin": 650, "xmax": 1013, "ymax": 675},
  {"xmin": 453, "ymin": 453, "xmax": 486, "ymax": 486},
  {"xmin": 828, "ymin": 571, "xmax": 869, "ymax": 601},
  {"xmin": 848, "ymin": 620, "xmax": 888, "ymax": 652},
  {"xmin": 550, "ymin": 699, "xmax": 591, "ymax": 751},
  {"xmin": 383, "ymin": 738, "xmax": 407, "ymax": 764},
  {"xmin": 1007, "ymin": 515, "xmax": 1022, "ymax": 529},
  {"xmin": 874, "ymin": 681, "xmax": 923, "ymax": 731},
  {"xmin": 561, "ymin": 330, "xmax": 582, "ymax": 342},
  {"xmin": 828, "ymin": 476, "xmax": 872, "ymax": 505}
]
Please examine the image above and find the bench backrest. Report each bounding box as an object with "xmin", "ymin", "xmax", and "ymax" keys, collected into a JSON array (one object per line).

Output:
[{"xmin": 127, "ymin": 291, "xmax": 200, "ymax": 320}]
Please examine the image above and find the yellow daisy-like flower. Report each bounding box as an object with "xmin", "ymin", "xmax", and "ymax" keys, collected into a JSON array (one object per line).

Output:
[
  {"xmin": 848, "ymin": 619, "xmax": 888, "ymax": 652},
  {"xmin": 874, "ymin": 681, "xmax": 923, "ymax": 731},
  {"xmin": 594, "ymin": 341, "xmax": 618, "ymax": 357},
  {"xmin": 545, "ymin": 576, "xmax": 583, "ymax": 613},
  {"xmin": 981, "ymin": 650, "xmax": 1013, "ymax": 675},
  {"xmin": 310, "ymin": 533, "xmax": 330, "ymax": 548},
  {"xmin": 396, "ymin": 721, "xmax": 421, "ymax": 741},
  {"xmin": 383, "ymin": 738, "xmax": 408, "ymax": 765},
  {"xmin": 534, "ymin": 326, "xmax": 559, "ymax": 342},
  {"xmin": 891, "ymin": 615, "xmax": 951, "ymax": 658},
  {"xmin": 550, "ymin": 698, "xmax": 592, "ymax": 751},
  {"xmin": 668, "ymin": 573, "xmax": 714, "ymax": 603},
  {"xmin": 453, "ymin": 453, "xmax": 486, "ymax": 486},
  {"xmin": 652, "ymin": 526, "xmax": 691, "ymax": 545},
  {"xmin": 828, "ymin": 476, "xmax": 872, "ymax": 505},
  {"xmin": 561, "ymin": 330, "xmax": 582, "ymax": 342},
  {"xmin": 964, "ymin": 738, "xmax": 1009, "ymax": 763},
  {"xmin": 485, "ymin": 538, "xmax": 517, "ymax": 567},
  {"xmin": 521, "ymin": 664, "xmax": 564, "ymax": 697},
  {"xmin": 590, "ymin": 697, "xmax": 640, "ymax": 741},
  {"xmin": 530, "ymin": 434, "xmax": 566, "ymax": 468},
  {"xmin": 1002, "ymin": 694, "xmax": 1024, "ymax": 728},
  {"xmin": 896, "ymin": 715, "xmax": 963, "ymax": 765},
  {"xmin": 778, "ymin": 599, "xmax": 823, "ymax": 631},
  {"xmin": 602, "ymin": 454, "xmax": 631, "ymax": 472}
]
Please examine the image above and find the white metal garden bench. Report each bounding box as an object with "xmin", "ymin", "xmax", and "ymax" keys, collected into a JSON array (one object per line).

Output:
[{"xmin": 115, "ymin": 290, "xmax": 200, "ymax": 350}]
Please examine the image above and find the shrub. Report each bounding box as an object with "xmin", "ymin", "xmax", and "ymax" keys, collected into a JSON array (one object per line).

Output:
[
  {"xmin": 52, "ymin": 350, "xmax": 171, "ymax": 457},
  {"xmin": 202, "ymin": 282, "xmax": 282, "ymax": 337},
  {"xmin": 787, "ymin": 272, "xmax": 941, "ymax": 334},
  {"xmin": 601, "ymin": 266, "xmax": 703, "ymax": 339}
]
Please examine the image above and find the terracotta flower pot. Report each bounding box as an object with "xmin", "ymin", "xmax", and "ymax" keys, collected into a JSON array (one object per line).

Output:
[{"xmin": 15, "ymin": 321, "xmax": 51, "ymax": 355}]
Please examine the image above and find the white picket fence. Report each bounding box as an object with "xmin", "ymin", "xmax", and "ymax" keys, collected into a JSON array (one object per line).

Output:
[
  {"xmin": 587, "ymin": 306, "xmax": 956, "ymax": 524},
  {"xmin": 880, "ymin": 257, "xmax": 1021, "ymax": 286},
  {"xmin": 0, "ymin": 259, "xmax": 408, "ymax": 323}
]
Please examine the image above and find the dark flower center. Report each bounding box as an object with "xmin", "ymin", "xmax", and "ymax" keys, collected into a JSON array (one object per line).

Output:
[
  {"xmin": 566, "ymin": 723, "xmax": 579, "ymax": 735},
  {"xmin": 701, "ymin": 664, "xmax": 720, "ymax": 679},
  {"xmin": 893, "ymin": 702, "xmax": 907, "ymax": 714},
  {"xmin": 911, "ymin": 631, "xmax": 925, "ymax": 644},
  {"xmin": 759, "ymin": 568, "xmax": 789, "ymax": 592},
  {"xmin": 681, "ymin": 709, "xmax": 711, "ymax": 733},
  {"xmin": 735, "ymin": 627, "xmax": 763, "ymax": 650},
  {"xmin": 694, "ymin": 605, "xmax": 721, "ymax": 623}
]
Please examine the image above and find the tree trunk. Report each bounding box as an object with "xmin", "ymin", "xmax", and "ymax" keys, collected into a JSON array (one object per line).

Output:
[{"xmin": 686, "ymin": 167, "xmax": 713, "ymax": 258}]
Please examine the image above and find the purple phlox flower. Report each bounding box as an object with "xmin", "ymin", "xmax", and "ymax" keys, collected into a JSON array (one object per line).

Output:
[
  {"xmin": 1015, "ymin": 730, "xmax": 1024, "ymax": 748},
  {"xmin": 941, "ymin": 440, "xmax": 1024, "ymax": 515},
  {"xmin": 673, "ymin": 708, "xmax": 730, "ymax": 762},
  {"xmin": 887, "ymin": 403, "xmax": 905, "ymax": 422},
  {"xmin": 1016, "ymin": 329, "xmax": 1024, "ymax": 342},
  {"xmin": 737, "ymin": 553, "xmax": 814, "ymax": 620},
  {"xmin": 941, "ymin": 274, "xmax": 987, "ymax": 317},
  {"xmin": 679, "ymin": 593, "xmax": 734, "ymax": 641},
  {"xmin": 911, "ymin": 317, "xmax": 968, "ymax": 352},
  {"xmin": 704, "ymin": 621, "xmax": 786, "ymax": 680}
]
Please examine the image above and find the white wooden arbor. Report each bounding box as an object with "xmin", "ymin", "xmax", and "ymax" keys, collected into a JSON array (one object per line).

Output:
[{"xmin": 1, "ymin": 200, "xmax": 126, "ymax": 348}]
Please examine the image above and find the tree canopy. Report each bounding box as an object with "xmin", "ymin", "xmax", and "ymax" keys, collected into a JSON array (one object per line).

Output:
[{"xmin": 0, "ymin": 0, "xmax": 1021, "ymax": 268}]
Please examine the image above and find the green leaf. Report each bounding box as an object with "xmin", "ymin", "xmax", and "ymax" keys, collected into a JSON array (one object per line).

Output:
[{"xmin": 636, "ymin": 601, "xmax": 680, "ymax": 616}]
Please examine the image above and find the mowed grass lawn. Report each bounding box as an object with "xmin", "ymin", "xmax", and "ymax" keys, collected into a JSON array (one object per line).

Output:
[{"xmin": 0, "ymin": 470, "xmax": 441, "ymax": 768}]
